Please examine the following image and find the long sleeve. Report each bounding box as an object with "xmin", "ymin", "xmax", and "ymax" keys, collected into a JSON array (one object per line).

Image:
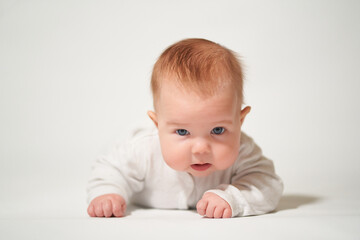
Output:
[
  {"xmin": 206, "ymin": 133, "xmax": 284, "ymax": 217},
  {"xmin": 86, "ymin": 133, "xmax": 148, "ymax": 204}
]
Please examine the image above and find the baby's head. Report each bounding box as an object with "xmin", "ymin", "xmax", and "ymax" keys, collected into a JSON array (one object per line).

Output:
[{"xmin": 148, "ymin": 38, "xmax": 251, "ymax": 177}]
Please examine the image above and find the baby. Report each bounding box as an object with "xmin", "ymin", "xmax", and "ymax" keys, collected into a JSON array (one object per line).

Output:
[{"xmin": 87, "ymin": 38, "xmax": 283, "ymax": 218}]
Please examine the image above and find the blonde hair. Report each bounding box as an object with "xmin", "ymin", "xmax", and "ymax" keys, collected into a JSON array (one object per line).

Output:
[{"xmin": 151, "ymin": 38, "xmax": 244, "ymax": 109}]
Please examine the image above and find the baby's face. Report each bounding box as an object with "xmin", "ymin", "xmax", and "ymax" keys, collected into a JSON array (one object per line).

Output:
[{"xmin": 149, "ymin": 81, "xmax": 250, "ymax": 177}]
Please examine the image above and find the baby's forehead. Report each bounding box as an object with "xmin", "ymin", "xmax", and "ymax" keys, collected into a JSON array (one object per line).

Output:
[
  {"xmin": 157, "ymin": 84, "xmax": 239, "ymax": 116},
  {"xmin": 159, "ymin": 76, "xmax": 236, "ymax": 98}
]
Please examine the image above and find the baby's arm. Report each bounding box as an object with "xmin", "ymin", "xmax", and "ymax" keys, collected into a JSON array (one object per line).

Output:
[
  {"xmin": 198, "ymin": 134, "xmax": 283, "ymax": 218},
  {"xmin": 87, "ymin": 193, "xmax": 126, "ymax": 217},
  {"xmin": 87, "ymin": 136, "xmax": 147, "ymax": 217}
]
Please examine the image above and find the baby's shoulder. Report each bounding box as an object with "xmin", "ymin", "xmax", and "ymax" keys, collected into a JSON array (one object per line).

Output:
[
  {"xmin": 239, "ymin": 131, "xmax": 255, "ymax": 149},
  {"xmin": 110, "ymin": 126, "xmax": 160, "ymax": 164},
  {"xmin": 127, "ymin": 126, "xmax": 159, "ymax": 149},
  {"xmin": 237, "ymin": 131, "xmax": 262, "ymax": 160},
  {"xmin": 128, "ymin": 126, "xmax": 159, "ymax": 143}
]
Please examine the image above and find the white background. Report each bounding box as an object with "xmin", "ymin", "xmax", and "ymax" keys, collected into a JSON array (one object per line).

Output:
[{"xmin": 1, "ymin": 0, "xmax": 360, "ymax": 239}]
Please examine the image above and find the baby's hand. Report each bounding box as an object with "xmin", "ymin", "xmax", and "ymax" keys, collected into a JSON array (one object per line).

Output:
[
  {"xmin": 196, "ymin": 192, "xmax": 232, "ymax": 218},
  {"xmin": 87, "ymin": 193, "xmax": 126, "ymax": 217}
]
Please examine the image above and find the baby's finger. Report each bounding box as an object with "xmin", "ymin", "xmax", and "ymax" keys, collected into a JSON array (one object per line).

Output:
[
  {"xmin": 112, "ymin": 201, "xmax": 125, "ymax": 217},
  {"xmin": 196, "ymin": 199, "xmax": 208, "ymax": 216},
  {"xmin": 205, "ymin": 203, "xmax": 216, "ymax": 218},
  {"xmin": 102, "ymin": 200, "xmax": 113, "ymax": 217},
  {"xmin": 87, "ymin": 204, "xmax": 95, "ymax": 217},
  {"xmin": 213, "ymin": 207, "xmax": 224, "ymax": 218},
  {"xmin": 223, "ymin": 208, "xmax": 232, "ymax": 218},
  {"xmin": 94, "ymin": 203, "xmax": 104, "ymax": 217}
]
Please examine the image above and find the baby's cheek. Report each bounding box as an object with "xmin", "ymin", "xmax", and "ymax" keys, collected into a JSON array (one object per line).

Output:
[
  {"xmin": 161, "ymin": 141, "xmax": 189, "ymax": 171},
  {"xmin": 214, "ymin": 144, "xmax": 239, "ymax": 170}
]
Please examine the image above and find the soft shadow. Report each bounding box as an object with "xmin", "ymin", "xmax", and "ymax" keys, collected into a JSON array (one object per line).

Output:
[
  {"xmin": 124, "ymin": 204, "xmax": 143, "ymax": 216},
  {"xmin": 276, "ymin": 194, "xmax": 321, "ymax": 212},
  {"xmin": 124, "ymin": 195, "xmax": 321, "ymax": 216}
]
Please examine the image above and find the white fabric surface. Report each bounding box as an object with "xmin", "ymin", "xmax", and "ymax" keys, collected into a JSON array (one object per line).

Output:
[{"xmin": 1, "ymin": 192, "xmax": 359, "ymax": 240}]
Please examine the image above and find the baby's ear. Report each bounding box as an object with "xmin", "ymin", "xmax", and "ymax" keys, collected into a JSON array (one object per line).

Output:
[
  {"xmin": 240, "ymin": 106, "xmax": 251, "ymax": 126},
  {"xmin": 147, "ymin": 111, "xmax": 158, "ymax": 128}
]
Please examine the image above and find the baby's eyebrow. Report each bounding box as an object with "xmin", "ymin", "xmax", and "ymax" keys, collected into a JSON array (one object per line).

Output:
[
  {"xmin": 166, "ymin": 121, "xmax": 191, "ymax": 126},
  {"xmin": 213, "ymin": 120, "xmax": 233, "ymax": 125},
  {"xmin": 166, "ymin": 120, "xmax": 233, "ymax": 126}
]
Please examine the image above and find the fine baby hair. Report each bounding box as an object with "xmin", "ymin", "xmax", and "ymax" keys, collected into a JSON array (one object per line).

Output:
[{"xmin": 150, "ymin": 38, "xmax": 244, "ymax": 109}]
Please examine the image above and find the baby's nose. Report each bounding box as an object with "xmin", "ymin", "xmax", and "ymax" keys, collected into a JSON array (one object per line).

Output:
[{"xmin": 191, "ymin": 138, "xmax": 211, "ymax": 155}]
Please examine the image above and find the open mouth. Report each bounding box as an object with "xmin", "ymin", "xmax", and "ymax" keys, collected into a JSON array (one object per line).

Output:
[{"xmin": 191, "ymin": 163, "xmax": 212, "ymax": 171}]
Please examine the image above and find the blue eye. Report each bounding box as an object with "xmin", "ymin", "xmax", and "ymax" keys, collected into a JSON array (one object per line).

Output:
[
  {"xmin": 176, "ymin": 129, "xmax": 189, "ymax": 136},
  {"xmin": 211, "ymin": 127, "xmax": 225, "ymax": 135}
]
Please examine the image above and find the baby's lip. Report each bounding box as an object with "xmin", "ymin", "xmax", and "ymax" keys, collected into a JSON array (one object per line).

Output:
[{"xmin": 191, "ymin": 163, "xmax": 212, "ymax": 171}]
